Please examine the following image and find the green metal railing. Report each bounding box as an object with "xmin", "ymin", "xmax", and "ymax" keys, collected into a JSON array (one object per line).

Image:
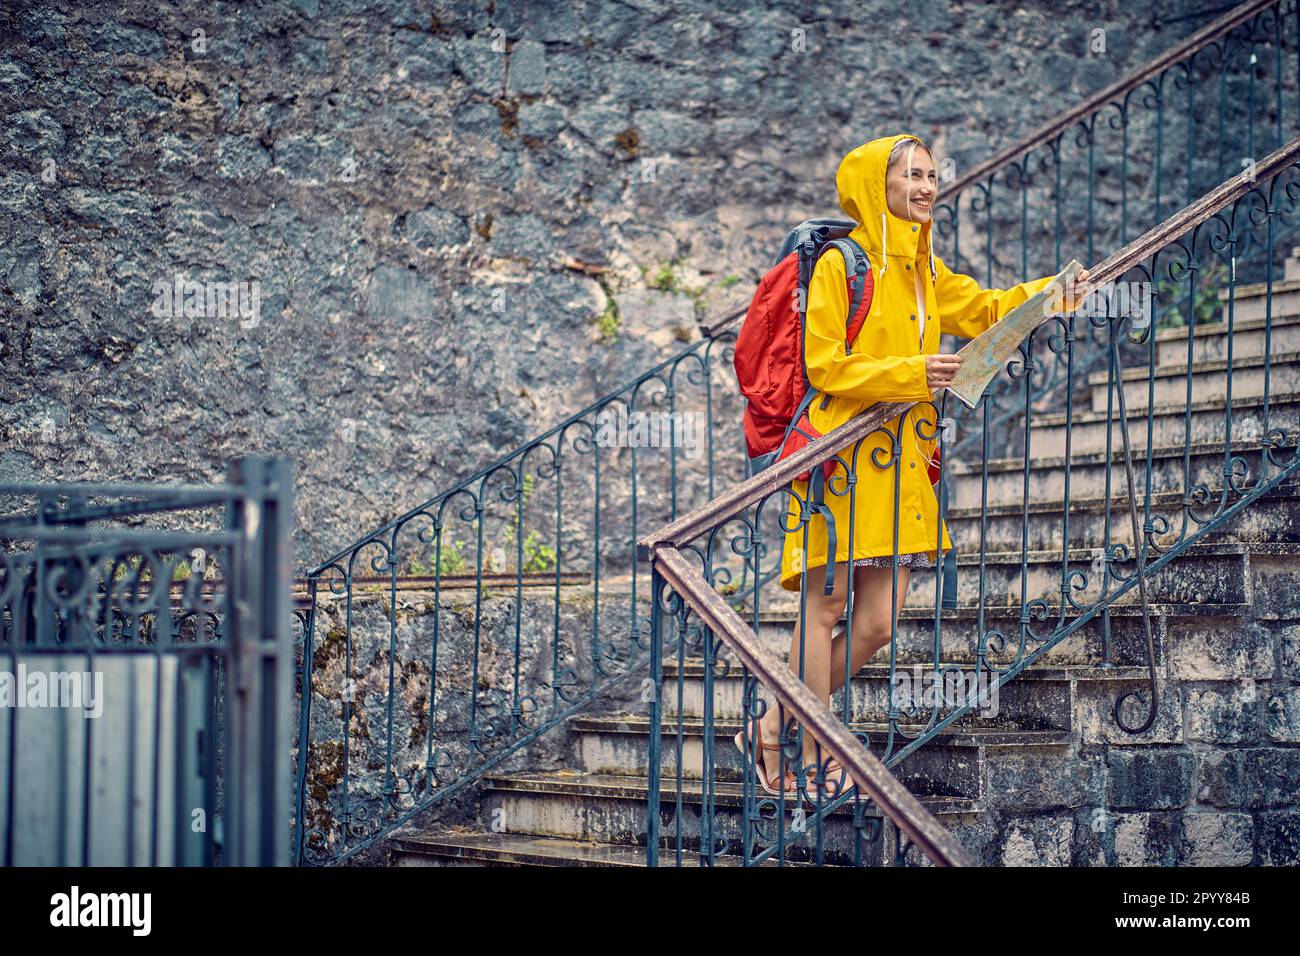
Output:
[{"xmin": 0, "ymin": 457, "xmax": 294, "ymax": 866}]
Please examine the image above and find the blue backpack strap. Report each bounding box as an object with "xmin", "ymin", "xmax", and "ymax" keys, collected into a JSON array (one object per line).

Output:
[
  {"xmin": 768, "ymin": 385, "xmax": 821, "ymax": 466},
  {"xmin": 813, "ymin": 237, "xmax": 872, "ymax": 412},
  {"xmin": 829, "ymin": 237, "xmax": 871, "ymax": 353},
  {"xmin": 808, "ymin": 465, "xmax": 838, "ymax": 596}
]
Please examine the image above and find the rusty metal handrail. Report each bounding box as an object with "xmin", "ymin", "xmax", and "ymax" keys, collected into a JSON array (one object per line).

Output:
[{"xmin": 653, "ymin": 546, "xmax": 975, "ymax": 866}]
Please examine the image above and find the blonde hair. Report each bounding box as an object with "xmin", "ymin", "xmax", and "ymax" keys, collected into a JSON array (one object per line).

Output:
[{"xmin": 886, "ymin": 136, "xmax": 932, "ymax": 172}]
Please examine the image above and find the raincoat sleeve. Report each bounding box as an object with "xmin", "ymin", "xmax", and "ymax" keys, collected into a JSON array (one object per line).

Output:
[
  {"xmin": 803, "ymin": 251, "xmax": 932, "ymax": 404},
  {"xmin": 933, "ymin": 254, "xmax": 1058, "ymax": 340}
]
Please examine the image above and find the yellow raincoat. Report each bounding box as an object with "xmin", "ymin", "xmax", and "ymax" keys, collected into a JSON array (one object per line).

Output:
[{"xmin": 778, "ymin": 133, "xmax": 1058, "ymax": 592}]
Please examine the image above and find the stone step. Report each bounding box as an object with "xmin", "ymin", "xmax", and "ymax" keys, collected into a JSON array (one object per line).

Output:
[
  {"xmin": 1154, "ymin": 310, "xmax": 1300, "ymax": 366},
  {"xmin": 943, "ymin": 483, "xmax": 1300, "ymax": 553},
  {"xmin": 1210, "ymin": 275, "xmax": 1300, "ymax": 324},
  {"xmin": 386, "ymin": 829, "xmax": 787, "ymax": 867},
  {"xmin": 947, "ymin": 439, "xmax": 1290, "ymax": 510},
  {"xmin": 1086, "ymin": 349, "xmax": 1299, "ymax": 413},
  {"xmin": 905, "ymin": 541, "xmax": 1294, "ymax": 610},
  {"xmin": 389, "ymin": 830, "xmax": 655, "ymax": 867},
  {"xmin": 764, "ymin": 542, "xmax": 1297, "ymax": 623},
  {"xmin": 571, "ymin": 712, "xmax": 1070, "ymax": 799},
  {"xmin": 657, "ymin": 659, "xmax": 1150, "ymax": 725},
  {"xmin": 474, "ymin": 769, "xmax": 980, "ymax": 865},
  {"xmin": 747, "ymin": 602, "xmax": 1228, "ymax": 669},
  {"xmin": 1021, "ymin": 390, "xmax": 1300, "ymax": 459}
]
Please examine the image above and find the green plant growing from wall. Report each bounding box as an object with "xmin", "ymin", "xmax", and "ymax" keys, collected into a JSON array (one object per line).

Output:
[
  {"xmin": 650, "ymin": 259, "xmax": 684, "ymax": 293},
  {"xmin": 519, "ymin": 529, "xmax": 557, "ymax": 573},
  {"xmin": 112, "ymin": 555, "xmax": 146, "ymax": 582},
  {"xmin": 497, "ymin": 473, "xmax": 558, "ymax": 573},
  {"xmin": 648, "ymin": 261, "xmax": 742, "ymax": 321},
  {"xmin": 409, "ymin": 537, "xmax": 468, "ymax": 576},
  {"xmin": 595, "ymin": 300, "xmax": 620, "ymax": 343},
  {"xmin": 592, "ymin": 273, "xmax": 621, "ymax": 344},
  {"xmin": 1155, "ymin": 259, "xmax": 1227, "ymax": 332},
  {"xmin": 400, "ymin": 474, "xmax": 556, "ymax": 578}
]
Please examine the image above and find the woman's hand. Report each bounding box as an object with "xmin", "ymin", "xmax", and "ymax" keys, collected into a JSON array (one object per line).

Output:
[
  {"xmin": 1060, "ymin": 267, "xmax": 1091, "ymax": 312},
  {"xmin": 926, "ymin": 353, "xmax": 963, "ymax": 389}
]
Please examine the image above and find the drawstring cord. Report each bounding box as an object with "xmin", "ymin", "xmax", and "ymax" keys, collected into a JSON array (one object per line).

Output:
[{"xmin": 879, "ymin": 212, "xmax": 888, "ymax": 276}]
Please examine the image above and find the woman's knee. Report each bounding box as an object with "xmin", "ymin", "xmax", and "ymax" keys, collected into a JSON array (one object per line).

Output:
[
  {"xmin": 802, "ymin": 563, "xmax": 851, "ymax": 623},
  {"xmin": 847, "ymin": 595, "xmax": 902, "ymax": 648},
  {"xmin": 845, "ymin": 612, "xmax": 895, "ymax": 651}
]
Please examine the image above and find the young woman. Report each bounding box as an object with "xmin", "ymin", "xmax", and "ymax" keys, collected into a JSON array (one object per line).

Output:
[{"xmin": 738, "ymin": 133, "xmax": 1089, "ymax": 801}]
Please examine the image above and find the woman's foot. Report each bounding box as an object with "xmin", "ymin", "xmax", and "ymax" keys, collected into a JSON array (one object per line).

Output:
[
  {"xmin": 735, "ymin": 716, "xmax": 799, "ymax": 798},
  {"xmin": 759, "ymin": 710, "xmax": 833, "ymax": 803},
  {"xmin": 804, "ymin": 756, "xmax": 852, "ymax": 802}
]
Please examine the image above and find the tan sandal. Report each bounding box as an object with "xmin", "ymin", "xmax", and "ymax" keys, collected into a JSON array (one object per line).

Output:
[
  {"xmin": 734, "ymin": 719, "xmax": 799, "ymax": 797},
  {"xmin": 806, "ymin": 757, "xmax": 853, "ymax": 801}
]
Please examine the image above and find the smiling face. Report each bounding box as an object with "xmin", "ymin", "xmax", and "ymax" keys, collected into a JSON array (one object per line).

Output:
[{"xmin": 884, "ymin": 140, "xmax": 936, "ymax": 224}]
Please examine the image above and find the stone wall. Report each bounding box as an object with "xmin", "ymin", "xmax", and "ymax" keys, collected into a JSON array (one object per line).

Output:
[{"xmin": 0, "ymin": 0, "xmax": 1215, "ymax": 572}]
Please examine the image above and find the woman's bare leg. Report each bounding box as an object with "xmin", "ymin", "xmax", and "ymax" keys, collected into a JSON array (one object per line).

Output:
[
  {"xmin": 828, "ymin": 564, "xmax": 911, "ymax": 695},
  {"xmin": 825, "ymin": 564, "xmax": 913, "ymax": 792},
  {"xmin": 757, "ymin": 561, "xmax": 850, "ymax": 769}
]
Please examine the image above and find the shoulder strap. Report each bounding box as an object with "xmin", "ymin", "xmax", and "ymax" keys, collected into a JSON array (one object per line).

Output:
[
  {"xmin": 817, "ymin": 238, "xmax": 872, "ymax": 349},
  {"xmin": 834, "ymin": 238, "xmax": 871, "ymax": 348},
  {"xmin": 810, "ymin": 237, "xmax": 873, "ymax": 412}
]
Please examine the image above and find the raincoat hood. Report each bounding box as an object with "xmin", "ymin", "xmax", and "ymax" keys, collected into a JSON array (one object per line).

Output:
[{"xmin": 836, "ymin": 133, "xmax": 935, "ymax": 280}]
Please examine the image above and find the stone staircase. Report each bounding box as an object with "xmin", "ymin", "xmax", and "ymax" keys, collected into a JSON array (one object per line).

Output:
[{"xmin": 385, "ymin": 263, "xmax": 1300, "ymax": 867}]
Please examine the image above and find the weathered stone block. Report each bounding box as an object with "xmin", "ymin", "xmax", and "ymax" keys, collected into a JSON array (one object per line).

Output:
[
  {"xmin": 1264, "ymin": 684, "xmax": 1300, "ymax": 743},
  {"xmin": 1111, "ymin": 811, "xmax": 1181, "ymax": 866},
  {"xmin": 1255, "ymin": 809, "xmax": 1300, "ymax": 865},
  {"xmin": 1107, "ymin": 748, "xmax": 1195, "ymax": 809},
  {"xmin": 1077, "ymin": 674, "xmax": 1183, "ymax": 746},
  {"xmin": 1280, "ymin": 624, "xmax": 1300, "ymax": 681},
  {"xmin": 1169, "ymin": 619, "xmax": 1274, "ymax": 681},
  {"xmin": 1249, "ymin": 554, "xmax": 1300, "ymax": 619},
  {"xmin": 984, "ymin": 750, "xmax": 1100, "ymax": 810},
  {"xmin": 999, "ymin": 813, "xmax": 1073, "ymax": 865},
  {"xmin": 1180, "ymin": 811, "xmax": 1254, "ymax": 866},
  {"xmin": 1185, "ymin": 685, "xmax": 1259, "ymax": 744},
  {"xmin": 1197, "ymin": 748, "xmax": 1300, "ymax": 809}
]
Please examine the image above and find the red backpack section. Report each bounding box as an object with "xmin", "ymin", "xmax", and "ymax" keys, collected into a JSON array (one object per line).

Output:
[{"xmin": 735, "ymin": 234, "xmax": 873, "ymax": 482}]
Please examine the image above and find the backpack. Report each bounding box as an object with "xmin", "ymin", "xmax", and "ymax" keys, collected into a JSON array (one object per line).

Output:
[
  {"xmin": 733, "ymin": 218, "xmax": 874, "ymax": 483},
  {"xmin": 732, "ymin": 218, "xmax": 951, "ymax": 600}
]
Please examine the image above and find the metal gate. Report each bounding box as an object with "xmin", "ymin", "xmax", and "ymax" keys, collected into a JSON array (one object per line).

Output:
[{"xmin": 0, "ymin": 457, "xmax": 293, "ymax": 866}]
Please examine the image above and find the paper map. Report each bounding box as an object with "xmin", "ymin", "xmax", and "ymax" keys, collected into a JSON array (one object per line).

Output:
[{"xmin": 946, "ymin": 259, "xmax": 1086, "ymax": 409}]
